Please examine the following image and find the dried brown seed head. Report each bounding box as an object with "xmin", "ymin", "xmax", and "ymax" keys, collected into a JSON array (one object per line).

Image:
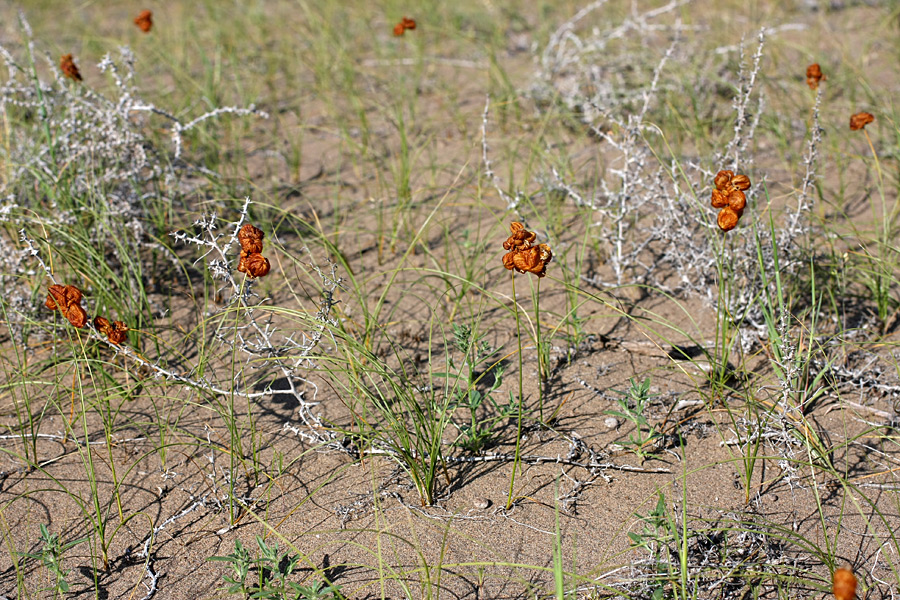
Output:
[
  {"xmin": 511, "ymin": 244, "xmax": 553, "ymax": 278},
  {"xmin": 47, "ymin": 285, "xmax": 87, "ymax": 327},
  {"xmin": 94, "ymin": 316, "xmax": 111, "ymax": 333},
  {"xmin": 46, "ymin": 284, "xmax": 68, "ymax": 311},
  {"xmin": 65, "ymin": 304, "xmax": 87, "ymax": 328},
  {"xmin": 238, "ymin": 251, "xmax": 270, "ymax": 278},
  {"xmin": 134, "ymin": 10, "xmax": 152, "ymax": 32},
  {"xmin": 107, "ymin": 321, "xmax": 128, "ymax": 345},
  {"xmin": 60, "ymin": 54, "xmax": 82, "ymax": 81},
  {"xmin": 832, "ymin": 568, "xmax": 856, "ymax": 600},
  {"xmin": 850, "ymin": 112, "xmax": 874, "ymax": 131},
  {"xmin": 503, "ymin": 222, "xmax": 536, "ymax": 251},
  {"xmin": 238, "ymin": 223, "xmax": 265, "ymax": 254},
  {"xmin": 806, "ymin": 63, "xmax": 825, "ymax": 89},
  {"xmin": 94, "ymin": 316, "xmax": 127, "ymax": 344},
  {"xmin": 717, "ymin": 207, "xmax": 740, "ymax": 232}
]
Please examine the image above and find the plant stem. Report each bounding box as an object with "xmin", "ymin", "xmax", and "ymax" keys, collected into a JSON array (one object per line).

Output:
[
  {"xmin": 535, "ymin": 277, "xmax": 544, "ymax": 424},
  {"xmin": 506, "ymin": 271, "xmax": 524, "ymax": 511}
]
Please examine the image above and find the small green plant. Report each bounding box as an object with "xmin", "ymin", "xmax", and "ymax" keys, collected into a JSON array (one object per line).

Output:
[
  {"xmin": 209, "ymin": 538, "xmax": 253, "ymax": 595},
  {"xmin": 607, "ymin": 377, "xmax": 661, "ymax": 461},
  {"xmin": 627, "ymin": 493, "xmax": 673, "ymax": 600},
  {"xmin": 19, "ymin": 524, "xmax": 86, "ymax": 598},
  {"xmin": 442, "ymin": 322, "xmax": 513, "ymax": 453},
  {"xmin": 210, "ymin": 536, "xmax": 342, "ymax": 599}
]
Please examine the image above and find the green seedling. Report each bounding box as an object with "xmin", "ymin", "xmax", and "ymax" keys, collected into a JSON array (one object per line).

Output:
[
  {"xmin": 607, "ymin": 377, "xmax": 661, "ymax": 461},
  {"xmin": 210, "ymin": 536, "xmax": 342, "ymax": 599},
  {"xmin": 19, "ymin": 524, "xmax": 87, "ymax": 598}
]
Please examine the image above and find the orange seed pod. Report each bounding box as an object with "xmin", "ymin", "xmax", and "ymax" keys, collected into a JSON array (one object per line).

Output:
[
  {"xmin": 832, "ymin": 568, "xmax": 856, "ymax": 600},
  {"xmin": 849, "ymin": 112, "xmax": 874, "ymax": 131},
  {"xmin": 717, "ymin": 207, "xmax": 739, "ymax": 232}
]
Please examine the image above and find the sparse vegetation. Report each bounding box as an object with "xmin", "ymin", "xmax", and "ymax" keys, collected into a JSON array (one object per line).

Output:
[{"xmin": 0, "ymin": 1, "xmax": 899, "ymax": 598}]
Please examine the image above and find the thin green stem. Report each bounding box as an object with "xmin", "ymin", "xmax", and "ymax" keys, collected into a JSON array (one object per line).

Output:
[
  {"xmin": 506, "ymin": 271, "xmax": 524, "ymax": 511},
  {"xmin": 535, "ymin": 277, "xmax": 544, "ymax": 424}
]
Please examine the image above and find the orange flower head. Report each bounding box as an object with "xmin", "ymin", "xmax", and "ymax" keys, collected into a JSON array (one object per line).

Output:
[
  {"xmin": 60, "ymin": 54, "xmax": 82, "ymax": 82},
  {"xmin": 806, "ymin": 63, "xmax": 825, "ymax": 89},
  {"xmin": 134, "ymin": 10, "xmax": 153, "ymax": 32},
  {"xmin": 850, "ymin": 112, "xmax": 874, "ymax": 131},
  {"xmin": 832, "ymin": 568, "xmax": 857, "ymax": 600},
  {"xmin": 717, "ymin": 207, "xmax": 740, "ymax": 232},
  {"xmin": 46, "ymin": 284, "xmax": 87, "ymax": 328},
  {"xmin": 393, "ymin": 22, "xmax": 406, "ymax": 36},
  {"xmin": 94, "ymin": 316, "xmax": 128, "ymax": 345},
  {"xmin": 401, "ymin": 17, "xmax": 416, "ymax": 30},
  {"xmin": 238, "ymin": 250, "xmax": 270, "ymax": 278},
  {"xmin": 237, "ymin": 223, "xmax": 265, "ymax": 254},
  {"xmin": 711, "ymin": 189, "xmax": 729, "ymax": 209}
]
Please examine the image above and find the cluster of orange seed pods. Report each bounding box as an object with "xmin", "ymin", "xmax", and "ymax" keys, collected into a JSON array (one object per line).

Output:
[
  {"xmin": 501, "ymin": 222, "xmax": 552, "ymax": 278},
  {"xmin": 59, "ymin": 54, "xmax": 82, "ymax": 82},
  {"xmin": 711, "ymin": 170, "xmax": 751, "ymax": 232},
  {"xmin": 806, "ymin": 63, "xmax": 825, "ymax": 90},
  {"xmin": 134, "ymin": 10, "xmax": 153, "ymax": 33},
  {"xmin": 393, "ymin": 16, "xmax": 416, "ymax": 36},
  {"xmin": 237, "ymin": 224, "xmax": 271, "ymax": 278},
  {"xmin": 59, "ymin": 11, "xmax": 153, "ymax": 81},
  {"xmin": 849, "ymin": 112, "xmax": 874, "ymax": 131},
  {"xmin": 45, "ymin": 284, "xmax": 128, "ymax": 344},
  {"xmin": 46, "ymin": 285, "xmax": 87, "ymax": 328},
  {"xmin": 94, "ymin": 316, "xmax": 128, "ymax": 345}
]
